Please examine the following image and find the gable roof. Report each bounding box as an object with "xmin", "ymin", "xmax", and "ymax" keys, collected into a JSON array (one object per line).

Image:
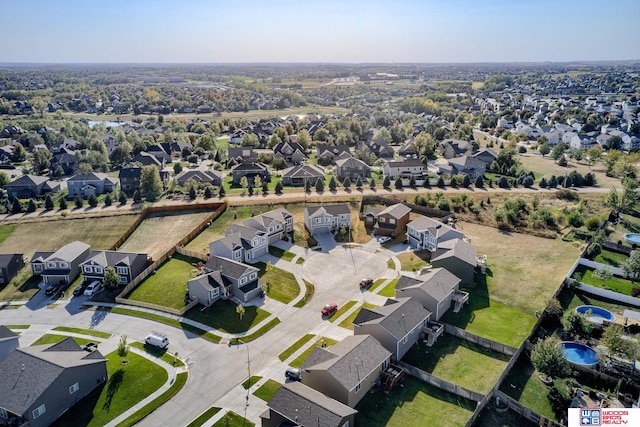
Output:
[
  {"xmin": 301, "ymin": 335, "xmax": 391, "ymax": 392},
  {"xmin": 81, "ymin": 250, "xmax": 147, "ymax": 269},
  {"xmin": 0, "ymin": 325, "xmax": 18, "ymax": 340},
  {"xmin": 305, "ymin": 204, "xmax": 351, "ymax": 218},
  {"xmin": 175, "ymin": 170, "xmax": 222, "ymax": 185},
  {"xmin": 335, "ymin": 157, "xmax": 369, "ymax": 169},
  {"xmin": 407, "ymin": 216, "xmax": 463, "ymax": 242},
  {"xmin": 281, "ymin": 164, "xmax": 325, "ymax": 179},
  {"xmin": 353, "ymin": 298, "xmax": 431, "ymax": 339},
  {"xmin": 46, "ymin": 241, "xmax": 90, "ymax": 263},
  {"xmin": 396, "ymin": 267, "xmax": 461, "ymax": 302},
  {"xmin": 267, "ymin": 382, "xmax": 357, "ymax": 426},
  {"xmin": 6, "ymin": 174, "xmax": 50, "ymax": 188},
  {"xmin": 376, "ymin": 203, "xmax": 411, "ymax": 219},
  {"xmin": 204, "ymin": 255, "xmax": 258, "ymax": 280},
  {"xmin": 431, "ymin": 238, "xmax": 477, "ymax": 266},
  {"xmin": 0, "ymin": 337, "xmax": 105, "ymax": 416}
]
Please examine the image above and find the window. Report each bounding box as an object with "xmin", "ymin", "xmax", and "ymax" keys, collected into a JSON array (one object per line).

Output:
[
  {"xmin": 69, "ymin": 382, "xmax": 79, "ymax": 394},
  {"xmin": 379, "ymin": 217, "xmax": 386, "ymax": 223},
  {"xmin": 116, "ymin": 267, "xmax": 128, "ymax": 275},
  {"xmin": 95, "ymin": 267, "xmax": 103, "ymax": 274},
  {"xmin": 342, "ymin": 422, "xmax": 350, "ymax": 427},
  {"xmin": 59, "ymin": 262, "xmax": 69, "ymax": 269},
  {"xmin": 355, "ymin": 383, "xmax": 361, "ymax": 393},
  {"xmin": 119, "ymin": 276, "xmax": 127, "ymax": 283},
  {"xmin": 0, "ymin": 408, "xmax": 7, "ymax": 419},
  {"xmin": 83, "ymin": 266, "xmax": 92, "ymax": 273},
  {"xmin": 382, "ymin": 359, "xmax": 389, "ymax": 371},
  {"xmin": 240, "ymin": 277, "xmax": 247, "ymax": 285},
  {"xmin": 33, "ymin": 264, "xmax": 43, "ymax": 273},
  {"xmin": 46, "ymin": 262, "xmax": 56, "ymax": 269},
  {"xmin": 32, "ymin": 404, "xmax": 46, "ymax": 419},
  {"xmin": 250, "ymin": 272, "xmax": 257, "ymax": 280},
  {"xmin": 315, "ymin": 218, "xmax": 322, "ymax": 224},
  {"xmin": 389, "ymin": 218, "xmax": 396, "ymax": 225}
]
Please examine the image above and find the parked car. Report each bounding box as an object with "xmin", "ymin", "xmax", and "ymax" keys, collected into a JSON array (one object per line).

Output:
[
  {"xmin": 83, "ymin": 280, "xmax": 102, "ymax": 296},
  {"xmin": 145, "ymin": 332, "xmax": 169, "ymax": 350},
  {"xmin": 378, "ymin": 236, "xmax": 391, "ymax": 244},
  {"xmin": 45, "ymin": 282, "xmax": 62, "ymax": 296},
  {"xmin": 359, "ymin": 278, "xmax": 373, "ymax": 289},
  {"xmin": 72, "ymin": 282, "xmax": 88, "ymax": 296},
  {"xmin": 321, "ymin": 303, "xmax": 338, "ymax": 316},
  {"xmin": 285, "ymin": 367, "xmax": 302, "ymax": 381}
]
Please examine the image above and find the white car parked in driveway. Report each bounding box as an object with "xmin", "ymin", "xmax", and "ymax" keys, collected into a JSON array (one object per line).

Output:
[
  {"xmin": 83, "ymin": 280, "xmax": 102, "ymax": 296},
  {"xmin": 378, "ymin": 236, "xmax": 391, "ymax": 244}
]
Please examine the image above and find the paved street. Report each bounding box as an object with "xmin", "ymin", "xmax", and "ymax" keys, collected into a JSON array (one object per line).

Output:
[{"xmin": 0, "ymin": 235, "xmax": 404, "ymax": 426}]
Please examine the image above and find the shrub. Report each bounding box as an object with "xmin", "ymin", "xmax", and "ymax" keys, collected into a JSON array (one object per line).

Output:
[
  {"xmin": 566, "ymin": 212, "xmax": 584, "ymax": 228},
  {"xmin": 585, "ymin": 216, "xmax": 602, "ymax": 231}
]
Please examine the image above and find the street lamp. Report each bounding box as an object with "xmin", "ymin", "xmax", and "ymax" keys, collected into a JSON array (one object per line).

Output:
[{"xmin": 237, "ymin": 338, "xmax": 251, "ymax": 426}]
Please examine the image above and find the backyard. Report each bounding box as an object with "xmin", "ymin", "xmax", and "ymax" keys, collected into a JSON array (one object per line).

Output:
[{"xmin": 184, "ymin": 299, "xmax": 271, "ymax": 334}]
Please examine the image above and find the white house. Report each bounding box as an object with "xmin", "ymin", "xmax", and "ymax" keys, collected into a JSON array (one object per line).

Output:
[
  {"xmin": 304, "ymin": 204, "xmax": 351, "ymax": 236},
  {"xmin": 406, "ymin": 216, "xmax": 464, "ymax": 251},
  {"xmin": 383, "ymin": 158, "xmax": 424, "ymax": 179}
]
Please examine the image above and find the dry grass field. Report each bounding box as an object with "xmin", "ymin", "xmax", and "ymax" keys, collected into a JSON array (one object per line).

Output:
[
  {"xmin": 459, "ymin": 221, "xmax": 582, "ymax": 315},
  {"xmin": 0, "ymin": 214, "xmax": 139, "ymax": 258},
  {"xmin": 518, "ymin": 155, "xmax": 620, "ymax": 189},
  {"xmin": 117, "ymin": 210, "xmax": 213, "ymax": 259}
]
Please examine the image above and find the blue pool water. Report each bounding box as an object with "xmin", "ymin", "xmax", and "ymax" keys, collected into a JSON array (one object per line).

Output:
[
  {"xmin": 625, "ymin": 233, "xmax": 640, "ymax": 246},
  {"xmin": 575, "ymin": 305, "xmax": 616, "ymax": 322},
  {"xmin": 560, "ymin": 341, "xmax": 598, "ymax": 366}
]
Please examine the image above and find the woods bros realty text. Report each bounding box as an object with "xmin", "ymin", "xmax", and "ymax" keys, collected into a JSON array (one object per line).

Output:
[{"xmin": 569, "ymin": 408, "xmax": 640, "ymax": 426}]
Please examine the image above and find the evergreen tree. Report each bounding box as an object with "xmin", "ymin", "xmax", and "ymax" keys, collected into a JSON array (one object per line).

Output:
[
  {"xmin": 355, "ymin": 176, "xmax": 363, "ymax": 189},
  {"xmin": 474, "ymin": 175, "xmax": 484, "ymax": 188},
  {"xmin": 275, "ymin": 181, "xmax": 283, "ymax": 194},
  {"xmin": 146, "ymin": 191, "xmax": 157, "ymax": 202},
  {"xmin": 204, "ymin": 186, "xmax": 212, "ymax": 199},
  {"xmin": 423, "ymin": 177, "xmax": 431, "ymax": 188},
  {"xmin": 461, "ymin": 175, "xmax": 471, "ymax": 188},
  {"xmin": 315, "ymin": 178, "xmax": 324, "ymax": 193},
  {"xmin": 370, "ymin": 177, "xmax": 377, "ymax": 190},
  {"xmin": 104, "ymin": 193, "xmax": 112, "ymax": 206},
  {"xmin": 218, "ymin": 185, "xmax": 226, "ymax": 198},
  {"xmin": 133, "ymin": 190, "xmax": 142, "ymax": 203},
  {"xmin": 305, "ymin": 179, "xmax": 312, "ymax": 192},
  {"xmin": 11, "ymin": 198, "xmax": 22, "ymax": 214},
  {"xmin": 88, "ymin": 194, "xmax": 98, "ymax": 207},
  {"xmin": 437, "ymin": 176, "xmax": 445, "ymax": 188},
  {"xmin": 395, "ymin": 177, "xmax": 403, "ymax": 189},
  {"xmin": 44, "ymin": 194, "xmax": 54, "ymax": 211},
  {"xmin": 328, "ymin": 176, "xmax": 337, "ymax": 191},
  {"xmin": 119, "ymin": 191, "xmax": 127, "ymax": 205},
  {"xmin": 74, "ymin": 194, "xmax": 84, "ymax": 208},
  {"xmin": 343, "ymin": 177, "xmax": 351, "ymax": 190},
  {"xmin": 409, "ymin": 176, "xmax": 416, "ymax": 188},
  {"xmin": 27, "ymin": 199, "xmax": 36, "ymax": 213},
  {"xmin": 189, "ymin": 185, "xmax": 197, "ymax": 200},
  {"xmin": 261, "ymin": 181, "xmax": 269, "ymax": 194},
  {"xmin": 383, "ymin": 176, "xmax": 390, "ymax": 189},
  {"xmin": 59, "ymin": 197, "xmax": 68, "ymax": 210}
]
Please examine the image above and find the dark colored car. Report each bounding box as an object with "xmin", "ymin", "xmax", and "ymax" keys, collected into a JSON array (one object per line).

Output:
[
  {"xmin": 72, "ymin": 283, "xmax": 88, "ymax": 296},
  {"xmin": 321, "ymin": 303, "xmax": 338, "ymax": 316},
  {"xmin": 45, "ymin": 283, "xmax": 61, "ymax": 296},
  {"xmin": 359, "ymin": 278, "xmax": 373, "ymax": 289}
]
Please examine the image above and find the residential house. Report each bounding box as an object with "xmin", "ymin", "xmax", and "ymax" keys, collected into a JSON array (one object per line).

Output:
[
  {"xmin": 280, "ymin": 164, "xmax": 324, "ymax": 187},
  {"xmin": 353, "ymin": 297, "xmax": 432, "ymax": 360},
  {"xmin": 395, "ymin": 267, "xmax": 466, "ymax": 320},
  {"xmin": 300, "ymin": 335, "xmax": 392, "ymax": 408},
  {"xmin": 398, "ymin": 141, "xmax": 419, "ymax": 158},
  {"xmin": 175, "ymin": 170, "xmax": 222, "ymax": 188},
  {"xmin": 6, "ymin": 175, "xmax": 60, "ymax": 199},
  {"xmin": 243, "ymin": 208, "xmax": 294, "ymax": 243},
  {"xmin": 80, "ymin": 250, "xmax": 148, "ymax": 286},
  {"xmin": 0, "ymin": 254, "xmax": 25, "ymax": 285},
  {"xmin": 30, "ymin": 241, "xmax": 91, "ymax": 286},
  {"xmin": 316, "ymin": 144, "xmax": 351, "ymax": 165},
  {"xmin": 118, "ymin": 167, "xmax": 141, "ymax": 195},
  {"xmin": 335, "ymin": 157, "xmax": 371, "ymax": 181},
  {"xmin": 383, "ymin": 158, "xmax": 425, "ymax": 180},
  {"xmin": 51, "ymin": 151, "xmax": 79, "ymax": 176},
  {"xmin": 0, "ymin": 337, "xmax": 107, "ymax": 427},
  {"xmin": 444, "ymin": 156, "xmax": 486, "ymax": 179},
  {"xmin": 66, "ymin": 172, "xmax": 118, "ymax": 198},
  {"xmin": 209, "ymin": 224, "xmax": 269, "ymax": 263},
  {"xmin": 273, "ymin": 141, "xmax": 307, "ymax": 164},
  {"xmin": 130, "ymin": 151, "xmax": 163, "ymax": 169},
  {"xmin": 145, "ymin": 144, "xmax": 172, "ymax": 164},
  {"xmin": 188, "ymin": 255, "xmax": 263, "ymax": 304},
  {"xmin": 304, "ymin": 204, "xmax": 351, "ymax": 236},
  {"xmin": 227, "ymin": 147, "xmax": 258, "ymax": 163},
  {"xmin": 367, "ymin": 138, "xmax": 394, "ymax": 159},
  {"xmin": 430, "ymin": 238, "xmax": 477, "ymax": 284},
  {"xmin": 261, "ymin": 382, "xmax": 357, "ymax": 427},
  {"xmin": 472, "ymin": 148, "xmax": 497, "ymax": 167},
  {"xmin": 230, "ymin": 162, "xmax": 270, "ymax": 186},
  {"xmin": 406, "ymin": 216, "xmax": 463, "ymax": 251},
  {"xmin": 0, "ymin": 325, "xmax": 19, "ymax": 362},
  {"xmin": 439, "ymin": 139, "xmax": 474, "ymax": 159},
  {"xmin": 363, "ymin": 203, "xmax": 412, "ymax": 237}
]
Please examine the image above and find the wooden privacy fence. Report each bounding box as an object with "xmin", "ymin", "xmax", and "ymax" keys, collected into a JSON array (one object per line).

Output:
[
  {"xmin": 444, "ymin": 324, "xmax": 518, "ymax": 356},
  {"xmin": 396, "ymin": 361, "xmax": 485, "ymax": 403}
]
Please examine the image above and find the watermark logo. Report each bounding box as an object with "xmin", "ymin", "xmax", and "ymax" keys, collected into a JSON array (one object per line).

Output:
[
  {"xmin": 569, "ymin": 408, "xmax": 637, "ymax": 426},
  {"xmin": 580, "ymin": 409, "xmax": 600, "ymax": 426}
]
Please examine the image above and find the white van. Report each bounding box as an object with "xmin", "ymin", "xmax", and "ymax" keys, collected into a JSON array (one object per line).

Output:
[
  {"xmin": 145, "ymin": 332, "xmax": 169, "ymax": 349},
  {"xmin": 83, "ymin": 280, "xmax": 102, "ymax": 296}
]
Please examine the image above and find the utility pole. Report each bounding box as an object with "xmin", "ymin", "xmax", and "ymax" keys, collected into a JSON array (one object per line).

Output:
[{"xmin": 237, "ymin": 338, "xmax": 251, "ymax": 427}]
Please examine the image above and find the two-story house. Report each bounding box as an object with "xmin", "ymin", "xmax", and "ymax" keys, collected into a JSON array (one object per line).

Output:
[
  {"xmin": 118, "ymin": 167, "xmax": 142, "ymax": 195},
  {"xmin": 430, "ymin": 238, "xmax": 477, "ymax": 285},
  {"xmin": 80, "ymin": 250, "xmax": 149, "ymax": 285},
  {"xmin": 243, "ymin": 208, "xmax": 294, "ymax": 243},
  {"xmin": 395, "ymin": 267, "xmax": 467, "ymax": 320},
  {"xmin": 300, "ymin": 335, "xmax": 392, "ymax": 408},
  {"xmin": 303, "ymin": 204, "xmax": 351, "ymax": 236},
  {"xmin": 383, "ymin": 158, "xmax": 425, "ymax": 180},
  {"xmin": 363, "ymin": 203, "xmax": 412, "ymax": 237},
  {"xmin": 406, "ymin": 216, "xmax": 464, "ymax": 251},
  {"xmin": 188, "ymin": 255, "xmax": 263, "ymax": 304},
  {"xmin": 66, "ymin": 172, "xmax": 118, "ymax": 198},
  {"xmin": 273, "ymin": 141, "xmax": 307, "ymax": 165},
  {"xmin": 209, "ymin": 224, "xmax": 269, "ymax": 263},
  {"xmin": 335, "ymin": 157, "xmax": 371, "ymax": 181},
  {"xmin": 316, "ymin": 144, "xmax": 351, "ymax": 166},
  {"xmin": 353, "ymin": 297, "xmax": 432, "ymax": 360},
  {"xmin": 30, "ymin": 241, "xmax": 91, "ymax": 286}
]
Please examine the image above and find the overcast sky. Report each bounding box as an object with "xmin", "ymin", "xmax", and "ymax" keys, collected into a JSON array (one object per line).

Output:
[{"xmin": 3, "ymin": 0, "xmax": 640, "ymax": 64}]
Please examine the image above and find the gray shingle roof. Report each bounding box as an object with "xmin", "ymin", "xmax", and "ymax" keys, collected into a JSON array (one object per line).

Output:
[
  {"xmin": 81, "ymin": 250, "xmax": 147, "ymax": 268},
  {"xmin": 204, "ymin": 255, "xmax": 257, "ymax": 280},
  {"xmin": 353, "ymin": 298, "xmax": 431, "ymax": 340},
  {"xmin": 0, "ymin": 325, "xmax": 18, "ymax": 340},
  {"xmin": 396, "ymin": 267, "xmax": 461, "ymax": 302},
  {"xmin": 431, "ymin": 238, "xmax": 477, "ymax": 266},
  {"xmin": 47, "ymin": 241, "xmax": 90, "ymax": 263},
  {"xmin": 305, "ymin": 204, "xmax": 351, "ymax": 217},
  {"xmin": 267, "ymin": 382, "xmax": 356, "ymax": 426},
  {"xmin": 377, "ymin": 203, "xmax": 411, "ymax": 219},
  {"xmin": 301, "ymin": 335, "xmax": 391, "ymax": 392}
]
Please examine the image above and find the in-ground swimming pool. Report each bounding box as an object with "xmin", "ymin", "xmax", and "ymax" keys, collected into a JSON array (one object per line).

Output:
[
  {"xmin": 560, "ymin": 341, "xmax": 598, "ymax": 367},
  {"xmin": 575, "ymin": 305, "xmax": 616, "ymax": 322},
  {"xmin": 624, "ymin": 233, "xmax": 640, "ymax": 246}
]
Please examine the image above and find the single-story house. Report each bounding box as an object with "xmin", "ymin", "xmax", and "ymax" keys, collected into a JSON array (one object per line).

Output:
[
  {"xmin": 300, "ymin": 335, "xmax": 392, "ymax": 408},
  {"xmin": 6, "ymin": 175, "xmax": 60, "ymax": 199},
  {"xmin": 261, "ymin": 381, "xmax": 357, "ymax": 427},
  {"xmin": 280, "ymin": 164, "xmax": 325, "ymax": 187},
  {"xmin": 175, "ymin": 170, "xmax": 223, "ymax": 188},
  {"xmin": 0, "ymin": 254, "xmax": 25, "ymax": 285},
  {"xmin": 0, "ymin": 337, "xmax": 107, "ymax": 427},
  {"xmin": 227, "ymin": 147, "xmax": 258, "ymax": 163},
  {"xmin": 30, "ymin": 241, "xmax": 91, "ymax": 286},
  {"xmin": 80, "ymin": 250, "xmax": 149, "ymax": 285},
  {"xmin": 230, "ymin": 162, "xmax": 271, "ymax": 186},
  {"xmin": 353, "ymin": 297, "xmax": 432, "ymax": 360},
  {"xmin": 363, "ymin": 203, "xmax": 412, "ymax": 237},
  {"xmin": 335, "ymin": 157, "xmax": 371, "ymax": 181},
  {"xmin": 395, "ymin": 267, "xmax": 466, "ymax": 320},
  {"xmin": 439, "ymin": 139, "xmax": 474, "ymax": 159},
  {"xmin": 66, "ymin": 172, "xmax": 118, "ymax": 198},
  {"xmin": 304, "ymin": 204, "xmax": 351, "ymax": 236}
]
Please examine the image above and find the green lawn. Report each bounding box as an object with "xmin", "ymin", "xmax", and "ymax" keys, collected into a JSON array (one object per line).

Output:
[
  {"xmin": 0, "ymin": 224, "xmax": 16, "ymax": 244},
  {"xmin": 295, "ymin": 257, "xmax": 305, "ymax": 264},
  {"xmin": 186, "ymin": 407, "xmax": 222, "ymax": 427},
  {"xmin": 52, "ymin": 352, "xmax": 168, "ymax": 427},
  {"xmin": 127, "ymin": 253, "xmax": 199, "ymax": 310},
  {"xmin": 290, "ymin": 337, "xmax": 338, "ymax": 368},
  {"xmin": 376, "ymin": 278, "xmax": 398, "ymax": 297},
  {"xmin": 293, "ymin": 279, "xmax": 315, "ymax": 308},
  {"xmin": 129, "ymin": 342, "xmax": 185, "ymax": 367},
  {"xmin": 30, "ymin": 334, "xmax": 97, "ymax": 347},
  {"xmin": 229, "ymin": 317, "xmax": 281, "ymax": 343},
  {"xmin": 213, "ymin": 411, "xmax": 254, "ymax": 427},
  {"xmin": 242, "ymin": 375, "xmax": 262, "ymax": 389},
  {"xmin": 387, "ymin": 258, "xmax": 396, "ymax": 269},
  {"xmin": 338, "ymin": 302, "xmax": 377, "ymax": 330},
  {"xmin": 402, "ymin": 334, "xmax": 510, "ymax": 394},
  {"xmin": 278, "ymin": 333, "xmax": 315, "ymax": 361},
  {"xmin": 498, "ymin": 354, "xmax": 556, "ymax": 421},
  {"xmin": 268, "ymin": 246, "xmax": 296, "ymax": 262},
  {"xmin": 397, "ymin": 250, "xmax": 431, "ymax": 271},
  {"xmin": 355, "ymin": 374, "xmax": 475, "ymax": 427},
  {"xmin": 253, "ymin": 379, "xmax": 282, "ymax": 402},
  {"xmin": 184, "ymin": 299, "xmax": 271, "ymax": 334},
  {"xmin": 441, "ymin": 283, "xmax": 537, "ymax": 348},
  {"xmin": 328, "ymin": 300, "xmax": 357, "ymax": 323},
  {"xmin": 593, "ymin": 249, "xmax": 628, "ymax": 268},
  {"xmin": 573, "ymin": 264, "xmax": 637, "ymax": 295},
  {"xmin": 53, "ymin": 326, "xmax": 112, "ymax": 339},
  {"xmin": 256, "ymin": 262, "xmax": 300, "ymax": 304}
]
